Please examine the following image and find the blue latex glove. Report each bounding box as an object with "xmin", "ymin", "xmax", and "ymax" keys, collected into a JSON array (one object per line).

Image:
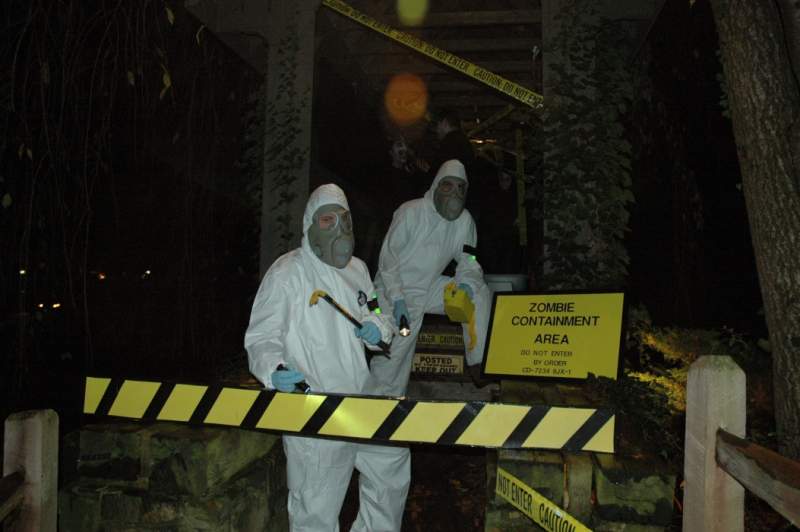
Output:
[
  {"xmin": 458, "ymin": 283, "xmax": 474, "ymax": 300},
  {"xmin": 393, "ymin": 299, "xmax": 410, "ymax": 328},
  {"xmin": 271, "ymin": 366, "xmax": 305, "ymax": 392},
  {"xmin": 354, "ymin": 322, "xmax": 382, "ymax": 345}
]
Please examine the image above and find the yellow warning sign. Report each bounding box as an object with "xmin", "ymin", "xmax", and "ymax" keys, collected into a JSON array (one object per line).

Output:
[
  {"xmin": 413, "ymin": 352, "xmax": 464, "ymax": 375},
  {"xmin": 484, "ymin": 292, "xmax": 624, "ymax": 380},
  {"xmin": 496, "ymin": 467, "xmax": 592, "ymax": 531},
  {"xmin": 322, "ymin": 0, "xmax": 543, "ymax": 108},
  {"xmin": 83, "ymin": 377, "xmax": 614, "ymax": 452}
]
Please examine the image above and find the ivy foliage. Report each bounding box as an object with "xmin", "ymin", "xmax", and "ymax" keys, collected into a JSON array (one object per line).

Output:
[
  {"xmin": 236, "ymin": 73, "xmax": 267, "ymax": 272},
  {"xmin": 540, "ymin": 0, "xmax": 636, "ymax": 290},
  {"xmin": 263, "ymin": 25, "xmax": 310, "ymax": 253},
  {"xmin": 594, "ymin": 304, "xmax": 773, "ymax": 462}
]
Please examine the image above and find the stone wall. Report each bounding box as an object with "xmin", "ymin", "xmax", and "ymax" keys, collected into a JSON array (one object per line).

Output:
[
  {"xmin": 59, "ymin": 422, "xmax": 287, "ymax": 531},
  {"xmin": 485, "ymin": 382, "xmax": 677, "ymax": 531}
]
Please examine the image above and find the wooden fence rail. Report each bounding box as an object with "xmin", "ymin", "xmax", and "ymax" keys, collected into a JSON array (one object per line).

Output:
[
  {"xmin": 683, "ymin": 355, "xmax": 800, "ymax": 531},
  {"xmin": 716, "ymin": 428, "xmax": 800, "ymax": 526},
  {"xmin": 2, "ymin": 409, "xmax": 58, "ymax": 531}
]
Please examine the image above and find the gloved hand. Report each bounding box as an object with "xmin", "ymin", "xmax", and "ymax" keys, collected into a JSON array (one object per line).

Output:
[
  {"xmin": 271, "ymin": 366, "xmax": 305, "ymax": 393},
  {"xmin": 354, "ymin": 322, "xmax": 382, "ymax": 345},
  {"xmin": 458, "ymin": 283, "xmax": 474, "ymax": 300},
  {"xmin": 393, "ymin": 299, "xmax": 410, "ymax": 328}
]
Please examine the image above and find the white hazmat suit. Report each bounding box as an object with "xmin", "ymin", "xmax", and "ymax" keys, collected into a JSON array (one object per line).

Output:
[
  {"xmin": 371, "ymin": 159, "xmax": 492, "ymax": 397},
  {"xmin": 245, "ymin": 184, "xmax": 409, "ymax": 532}
]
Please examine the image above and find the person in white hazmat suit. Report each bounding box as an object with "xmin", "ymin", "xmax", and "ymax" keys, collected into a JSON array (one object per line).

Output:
[
  {"xmin": 371, "ymin": 159, "xmax": 492, "ymax": 396},
  {"xmin": 244, "ymin": 183, "xmax": 409, "ymax": 532}
]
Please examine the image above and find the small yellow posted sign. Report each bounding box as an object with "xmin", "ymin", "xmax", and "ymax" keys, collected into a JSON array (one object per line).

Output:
[
  {"xmin": 412, "ymin": 352, "xmax": 464, "ymax": 375},
  {"xmin": 496, "ymin": 467, "xmax": 592, "ymax": 532},
  {"xmin": 483, "ymin": 292, "xmax": 624, "ymax": 380}
]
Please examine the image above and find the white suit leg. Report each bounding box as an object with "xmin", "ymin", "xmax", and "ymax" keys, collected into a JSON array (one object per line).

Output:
[
  {"xmin": 368, "ymin": 293, "xmax": 422, "ymax": 396},
  {"xmin": 464, "ymin": 279, "xmax": 492, "ymax": 366},
  {"xmin": 368, "ymin": 331, "xmax": 418, "ymax": 396},
  {"xmin": 284, "ymin": 436, "xmax": 356, "ymax": 532},
  {"xmin": 370, "ymin": 275, "xmax": 452, "ymax": 396},
  {"xmin": 349, "ymin": 443, "xmax": 410, "ymax": 532}
]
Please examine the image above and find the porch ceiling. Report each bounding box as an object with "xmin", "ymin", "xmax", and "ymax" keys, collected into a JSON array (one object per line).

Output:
[{"xmin": 317, "ymin": 0, "xmax": 543, "ymax": 143}]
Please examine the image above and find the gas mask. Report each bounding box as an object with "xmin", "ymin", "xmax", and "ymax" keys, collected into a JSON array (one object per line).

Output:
[
  {"xmin": 433, "ymin": 176, "xmax": 467, "ymax": 221},
  {"xmin": 307, "ymin": 204, "xmax": 354, "ymax": 269}
]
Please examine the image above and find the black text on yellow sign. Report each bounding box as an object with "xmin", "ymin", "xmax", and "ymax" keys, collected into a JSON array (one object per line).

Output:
[
  {"xmin": 483, "ymin": 292, "xmax": 624, "ymax": 380},
  {"xmin": 83, "ymin": 377, "xmax": 614, "ymax": 452},
  {"xmin": 321, "ymin": 0, "xmax": 543, "ymax": 109},
  {"xmin": 496, "ymin": 467, "xmax": 592, "ymax": 532},
  {"xmin": 412, "ymin": 352, "xmax": 464, "ymax": 375}
]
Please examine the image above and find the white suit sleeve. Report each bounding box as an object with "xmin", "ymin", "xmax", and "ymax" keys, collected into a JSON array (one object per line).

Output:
[
  {"xmin": 454, "ymin": 217, "xmax": 485, "ymax": 290},
  {"xmin": 377, "ymin": 209, "xmax": 411, "ymax": 303},
  {"xmin": 244, "ymin": 273, "xmax": 290, "ymax": 388}
]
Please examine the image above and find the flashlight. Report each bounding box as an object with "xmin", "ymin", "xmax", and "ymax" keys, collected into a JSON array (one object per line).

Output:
[
  {"xmin": 399, "ymin": 315, "xmax": 411, "ymax": 337},
  {"xmin": 277, "ymin": 364, "xmax": 311, "ymax": 393}
]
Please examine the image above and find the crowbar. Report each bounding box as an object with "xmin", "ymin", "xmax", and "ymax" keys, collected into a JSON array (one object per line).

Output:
[{"xmin": 310, "ymin": 289, "xmax": 391, "ymax": 356}]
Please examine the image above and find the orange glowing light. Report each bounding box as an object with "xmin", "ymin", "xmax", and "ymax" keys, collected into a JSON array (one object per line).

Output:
[{"xmin": 384, "ymin": 73, "xmax": 428, "ymax": 127}]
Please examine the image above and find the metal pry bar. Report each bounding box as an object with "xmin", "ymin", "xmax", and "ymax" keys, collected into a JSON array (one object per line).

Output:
[{"xmin": 310, "ymin": 289, "xmax": 391, "ymax": 355}]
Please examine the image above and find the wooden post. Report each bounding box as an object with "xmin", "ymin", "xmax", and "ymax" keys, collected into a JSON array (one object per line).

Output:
[
  {"xmin": 3, "ymin": 410, "xmax": 59, "ymax": 532},
  {"xmin": 683, "ymin": 356, "xmax": 745, "ymax": 532}
]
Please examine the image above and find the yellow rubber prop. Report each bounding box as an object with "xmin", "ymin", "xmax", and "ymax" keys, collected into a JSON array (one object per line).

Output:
[{"xmin": 444, "ymin": 282, "xmax": 477, "ymax": 351}]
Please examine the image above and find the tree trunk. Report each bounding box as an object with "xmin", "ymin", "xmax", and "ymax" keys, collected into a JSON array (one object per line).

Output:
[{"xmin": 709, "ymin": 0, "xmax": 800, "ymax": 458}]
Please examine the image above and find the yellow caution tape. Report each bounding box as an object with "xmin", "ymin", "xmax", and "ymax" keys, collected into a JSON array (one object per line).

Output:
[
  {"xmin": 322, "ymin": 0, "xmax": 543, "ymax": 109},
  {"xmin": 416, "ymin": 329, "xmax": 464, "ymax": 349},
  {"xmin": 496, "ymin": 467, "xmax": 593, "ymax": 532},
  {"xmin": 83, "ymin": 376, "xmax": 614, "ymax": 452}
]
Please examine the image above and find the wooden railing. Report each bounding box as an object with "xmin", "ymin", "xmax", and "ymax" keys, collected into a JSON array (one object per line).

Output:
[
  {"xmin": 683, "ymin": 356, "xmax": 800, "ymax": 531},
  {"xmin": 1, "ymin": 409, "xmax": 58, "ymax": 531}
]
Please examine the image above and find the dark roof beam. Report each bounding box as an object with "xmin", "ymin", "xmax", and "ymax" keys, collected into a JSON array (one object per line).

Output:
[
  {"xmin": 351, "ymin": 37, "xmax": 539, "ymax": 56},
  {"xmin": 427, "ymin": 78, "xmax": 537, "ymax": 94},
  {"xmin": 392, "ymin": 9, "xmax": 541, "ymax": 27},
  {"xmin": 363, "ymin": 59, "xmax": 534, "ymax": 77}
]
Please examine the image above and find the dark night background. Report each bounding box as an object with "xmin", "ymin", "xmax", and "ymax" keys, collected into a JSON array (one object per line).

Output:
[
  {"xmin": 0, "ymin": 1, "xmax": 767, "ymax": 526},
  {"xmin": 626, "ymin": 0, "xmax": 761, "ymax": 331}
]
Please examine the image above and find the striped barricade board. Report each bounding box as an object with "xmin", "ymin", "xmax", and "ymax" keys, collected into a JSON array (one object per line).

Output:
[{"xmin": 83, "ymin": 377, "xmax": 614, "ymax": 452}]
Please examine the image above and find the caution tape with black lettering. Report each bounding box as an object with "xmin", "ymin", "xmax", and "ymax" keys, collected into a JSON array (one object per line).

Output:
[
  {"xmin": 83, "ymin": 377, "xmax": 614, "ymax": 452},
  {"xmin": 496, "ymin": 467, "xmax": 592, "ymax": 532},
  {"xmin": 415, "ymin": 329, "xmax": 464, "ymax": 349},
  {"xmin": 321, "ymin": 0, "xmax": 543, "ymax": 109}
]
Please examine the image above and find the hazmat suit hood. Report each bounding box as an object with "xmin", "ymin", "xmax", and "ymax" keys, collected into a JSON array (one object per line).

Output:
[
  {"xmin": 301, "ymin": 184, "xmax": 354, "ymax": 269},
  {"xmin": 425, "ymin": 159, "xmax": 469, "ymax": 221}
]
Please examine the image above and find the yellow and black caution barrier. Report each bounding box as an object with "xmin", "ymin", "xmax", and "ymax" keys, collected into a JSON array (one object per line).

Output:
[
  {"xmin": 321, "ymin": 0, "xmax": 543, "ymax": 109},
  {"xmin": 83, "ymin": 376, "xmax": 614, "ymax": 452},
  {"xmin": 496, "ymin": 467, "xmax": 592, "ymax": 531}
]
